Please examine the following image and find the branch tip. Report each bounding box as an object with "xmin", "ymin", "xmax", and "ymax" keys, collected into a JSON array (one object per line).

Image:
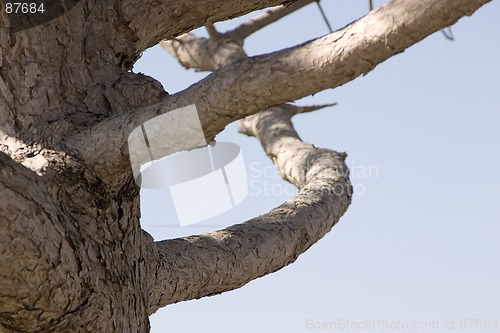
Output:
[{"xmin": 289, "ymin": 102, "xmax": 337, "ymax": 115}]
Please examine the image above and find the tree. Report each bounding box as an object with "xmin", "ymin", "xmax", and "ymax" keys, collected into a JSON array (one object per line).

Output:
[{"xmin": 0, "ymin": 0, "xmax": 492, "ymax": 331}]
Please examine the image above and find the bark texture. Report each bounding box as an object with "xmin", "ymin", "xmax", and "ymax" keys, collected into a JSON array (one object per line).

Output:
[
  {"xmin": 0, "ymin": 0, "xmax": 491, "ymax": 331},
  {"xmin": 146, "ymin": 103, "xmax": 351, "ymax": 313},
  {"xmin": 68, "ymin": 0, "xmax": 491, "ymax": 184}
]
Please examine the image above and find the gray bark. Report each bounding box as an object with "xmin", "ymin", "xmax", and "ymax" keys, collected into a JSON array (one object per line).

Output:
[
  {"xmin": 69, "ymin": 0, "xmax": 491, "ymax": 184},
  {"xmin": 146, "ymin": 103, "xmax": 351, "ymax": 313},
  {"xmin": 0, "ymin": 0, "xmax": 491, "ymax": 331}
]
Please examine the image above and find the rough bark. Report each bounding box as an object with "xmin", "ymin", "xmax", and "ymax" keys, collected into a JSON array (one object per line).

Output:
[
  {"xmin": 0, "ymin": 0, "xmax": 492, "ymax": 331},
  {"xmin": 121, "ymin": 0, "xmax": 298, "ymax": 56},
  {"xmin": 68, "ymin": 0, "xmax": 490, "ymax": 185},
  {"xmin": 146, "ymin": 103, "xmax": 351, "ymax": 313}
]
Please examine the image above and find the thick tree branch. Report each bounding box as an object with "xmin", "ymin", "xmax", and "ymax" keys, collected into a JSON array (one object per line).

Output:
[
  {"xmin": 120, "ymin": 0, "xmax": 296, "ymax": 54},
  {"xmin": 66, "ymin": 0, "xmax": 490, "ymax": 184},
  {"xmin": 146, "ymin": 106, "xmax": 352, "ymax": 313}
]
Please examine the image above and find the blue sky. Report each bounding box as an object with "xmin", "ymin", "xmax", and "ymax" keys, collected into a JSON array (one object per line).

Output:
[{"xmin": 134, "ymin": 1, "xmax": 500, "ymax": 332}]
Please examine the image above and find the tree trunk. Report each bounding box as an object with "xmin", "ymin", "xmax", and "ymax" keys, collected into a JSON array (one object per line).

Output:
[{"xmin": 0, "ymin": 0, "xmax": 491, "ymax": 331}]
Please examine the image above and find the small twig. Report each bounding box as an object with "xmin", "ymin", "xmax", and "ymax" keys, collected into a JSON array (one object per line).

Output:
[
  {"xmin": 368, "ymin": 0, "xmax": 373, "ymax": 11},
  {"xmin": 285, "ymin": 102, "xmax": 337, "ymax": 115},
  {"xmin": 206, "ymin": 23, "xmax": 220, "ymax": 41},
  {"xmin": 225, "ymin": 0, "xmax": 316, "ymax": 42},
  {"xmin": 316, "ymin": 1, "xmax": 333, "ymax": 33}
]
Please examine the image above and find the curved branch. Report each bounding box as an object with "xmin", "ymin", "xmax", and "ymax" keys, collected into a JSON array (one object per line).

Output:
[
  {"xmin": 66, "ymin": 0, "xmax": 490, "ymax": 184},
  {"xmin": 146, "ymin": 105, "xmax": 352, "ymax": 313}
]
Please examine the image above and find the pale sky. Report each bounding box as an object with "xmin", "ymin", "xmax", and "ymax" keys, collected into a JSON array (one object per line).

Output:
[{"xmin": 134, "ymin": 1, "xmax": 500, "ymax": 332}]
